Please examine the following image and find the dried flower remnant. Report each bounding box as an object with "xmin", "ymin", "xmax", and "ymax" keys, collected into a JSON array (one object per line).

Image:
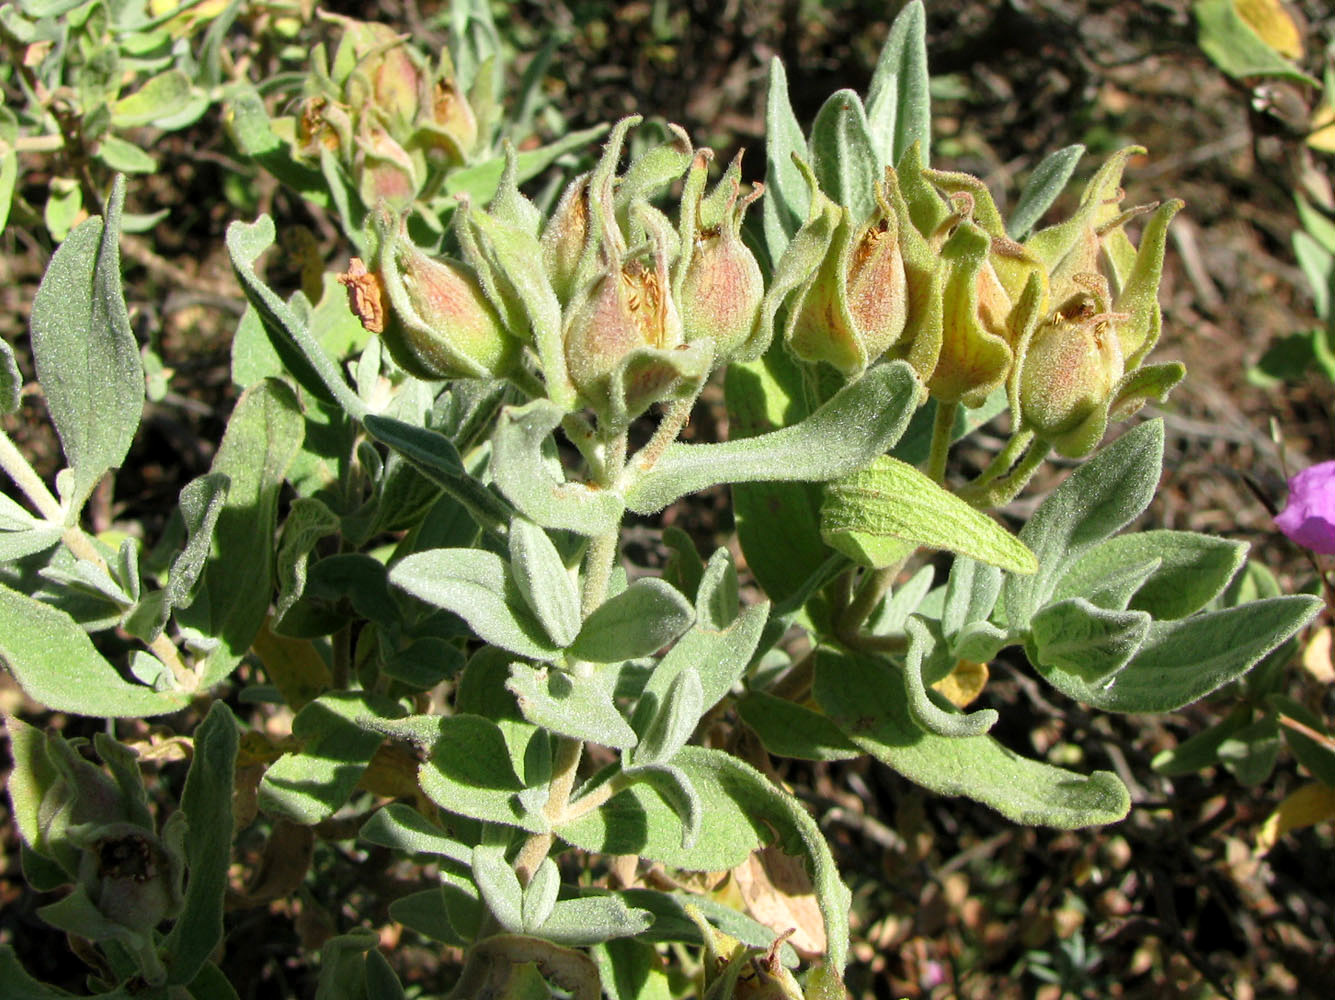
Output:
[
  {"xmin": 1275, "ymin": 460, "xmax": 1335, "ymax": 554},
  {"xmin": 338, "ymin": 257, "xmax": 386, "ymax": 334}
]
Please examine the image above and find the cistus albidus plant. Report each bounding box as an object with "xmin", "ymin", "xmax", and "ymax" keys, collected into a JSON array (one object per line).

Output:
[{"xmin": 0, "ymin": 3, "xmax": 1325, "ymax": 997}]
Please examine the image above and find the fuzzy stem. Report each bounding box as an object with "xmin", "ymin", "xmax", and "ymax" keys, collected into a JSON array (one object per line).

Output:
[
  {"xmin": 966, "ymin": 428, "xmax": 1036, "ymax": 494},
  {"xmin": 961, "ymin": 438, "xmax": 1052, "ymax": 509},
  {"xmin": 926, "ymin": 400, "xmax": 958, "ymax": 485},
  {"xmin": 627, "ymin": 391, "xmax": 697, "ymax": 478},
  {"xmin": 0, "ymin": 431, "xmax": 195, "ymax": 690}
]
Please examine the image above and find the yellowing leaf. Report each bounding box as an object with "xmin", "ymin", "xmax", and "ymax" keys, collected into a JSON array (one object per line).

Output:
[
  {"xmin": 933, "ymin": 659, "xmax": 990, "ymax": 709},
  {"xmin": 251, "ymin": 619, "xmax": 331, "ymax": 710},
  {"xmin": 1309, "ymin": 102, "xmax": 1335, "ymax": 155},
  {"xmin": 732, "ymin": 844, "xmax": 826, "ymax": 957},
  {"xmin": 1235, "ymin": 0, "xmax": 1303, "ymax": 60},
  {"xmin": 1254, "ymin": 781, "xmax": 1335, "ymax": 855},
  {"xmin": 1301, "ymin": 625, "xmax": 1335, "ymax": 682}
]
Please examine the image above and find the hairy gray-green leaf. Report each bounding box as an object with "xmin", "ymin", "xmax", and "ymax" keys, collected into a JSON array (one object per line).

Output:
[
  {"xmin": 273, "ymin": 497, "xmax": 340, "ymax": 627},
  {"xmin": 30, "ymin": 174, "xmax": 143, "ymax": 515},
  {"xmin": 165, "ymin": 473, "xmax": 229, "ymax": 613},
  {"xmin": 417, "ymin": 713, "xmax": 550, "ymax": 833},
  {"xmin": 823, "ymin": 455, "xmax": 1037, "ymax": 573},
  {"xmin": 1003, "ymin": 419, "xmax": 1164, "ymax": 629},
  {"xmin": 1026, "ymin": 598, "xmax": 1151, "ymax": 692},
  {"xmin": 491, "ymin": 400, "xmax": 625, "ymax": 535},
  {"xmin": 1268, "ymin": 695, "xmax": 1335, "ymax": 787},
  {"xmin": 390, "ymin": 548, "xmax": 560, "ymax": 661},
  {"xmin": 364, "ymin": 414, "xmax": 512, "ymax": 537},
  {"xmin": 538, "ymin": 896, "xmax": 655, "ymax": 947},
  {"xmin": 630, "ymin": 601, "xmax": 768, "ymax": 738},
  {"xmin": 625, "ymin": 360, "xmax": 919, "ymax": 515},
  {"xmin": 359, "ymin": 804, "xmax": 473, "ymax": 866},
  {"xmin": 941, "ymin": 558, "xmax": 1002, "ymax": 642},
  {"xmin": 509, "ymin": 518, "xmax": 581, "ymax": 648},
  {"xmin": 903, "ymin": 618, "xmax": 997, "ymax": 738},
  {"xmin": 226, "ymin": 216, "xmax": 364, "ymax": 414},
  {"xmin": 523, "ymin": 857, "xmax": 561, "ymax": 932},
  {"xmin": 557, "ymin": 747, "xmax": 768, "ymax": 870},
  {"xmin": 389, "ymin": 889, "xmax": 467, "ymax": 947},
  {"xmin": 473, "ymin": 842, "xmax": 524, "ymax": 934},
  {"xmin": 815, "ymin": 648, "xmax": 1130, "ymax": 828},
  {"xmin": 569, "ymin": 578, "xmax": 695, "ymax": 663},
  {"xmin": 259, "ymin": 693, "xmax": 397, "ymax": 824},
  {"xmin": 864, "ymin": 0, "xmax": 931, "ymax": 169},
  {"xmin": 762, "ymin": 57, "xmax": 809, "ymax": 259},
  {"xmin": 1073, "ymin": 596, "xmax": 1322, "ymax": 713},
  {"xmin": 630, "ymin": 667, "xmax": 703, "ymax": 768},
  {"xmin": 0, "ymin": 335, "xmax": 20, "ymax": 415},
  {"xmin": 1007, "ymin": 145, "xmax": 1084, "ymax": 240},
  {"xmin": 0, "ymin": 582, "xmax": 187, "ymax": 716},
  {"xmin": 164, "ymin": 702, "xmax": 237, "ymax": 986},
  {"xmin": 507, "ymin": 663, "xmax": 638, "ymax": 749},
  {"xmin": 1151, "ymin": 706, "xmax": 1250, "ymax": 777},
  {"xmin": 618, "ymin": 763, "xmax": 701, "ymax": 849},
  {"xmin": 809, "ymin": 89, "xmax": 879, "ymax": 224},
  {"xmin": 695, "ymin": 548, "xmax": 739, "ymax": 630},
  {"xmin": 176, "ymin": 379, "xmax": 303, "ymax": 688},
  {"xmin": 1051, "ymin": 531, "xmax": 1247, "ymax": 622},
  {"xmin": 1218, "ymin": 715, "xmax": 1282, "ymax": 786}
]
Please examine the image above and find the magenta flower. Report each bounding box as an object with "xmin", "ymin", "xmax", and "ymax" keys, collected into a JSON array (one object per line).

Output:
[{"xmin": 1276, "ymin": 460, "xmax": 1335, "ymax": 554}]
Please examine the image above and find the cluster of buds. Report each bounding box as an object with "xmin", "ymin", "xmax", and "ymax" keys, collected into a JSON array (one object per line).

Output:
[
  {"xmin": 771, "ymin": 143, "xmax": 1180, "ymax": 457},
  {"xmin": 294, "ymin": 14, "xmax": 478, "ymax": 213},
  {"xmin": 342, "ymin": 117, "xmax": 770, "ymax": 429},
  {"xmin": 10, "ymin": 724, "xmax": 185, "ymax": 985}
]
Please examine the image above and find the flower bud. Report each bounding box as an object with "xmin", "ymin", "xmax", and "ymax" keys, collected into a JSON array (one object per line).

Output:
[
  {"xmin": 676, "ymin": 152, "xmax": 765, "ymax": 362},
  {"xmin": 72, "ymin": 822, "xmax": 183, "ymax": 935},
  {"xmin": 426, "ymin": 75, "xmax": 478, "ymax": 158},
  {"xmin": 343, "ymin": 223, "xmax": 519, "ymax": 380},
  {"xmin": 787, "ymin": 180, "xmax": 908, "ymax": 376},
  {"xmin": 1018, "ymin": 299, "xmax": 1124, "ymax": 441},
  {"xmin": 296, "ymin": 96, "xmax": 352, "ymax": 159},
  {"xmin": 541, "ymin": 172, "xmax": 592, "ymax": 304},
  {"xmin": 354, "ymin": 125, "xmax": 419, "ymax": 213},
  {"xmin": 927, "ymin": 219, "xmax": 1014, "ymax": 406},
  {"xmin": 329, "ymin": 18, "xmax": 424, "ymax": 131}
]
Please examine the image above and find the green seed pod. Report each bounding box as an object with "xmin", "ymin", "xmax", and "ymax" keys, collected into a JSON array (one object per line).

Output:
[
  {"xmin": 541, "ymin": 171, "xmax": 592, "ymax": 304},
  {"xmin": 353, "ymin": 125, "xmax": 419, "ymax": 212}
]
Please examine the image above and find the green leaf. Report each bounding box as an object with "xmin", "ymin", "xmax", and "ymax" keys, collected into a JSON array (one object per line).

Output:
[
  {"xmin": 821, "ymin": 455, "xmax": 1037, "ymax": 573},
  {"xmin": 509, "ymin": 518, "xmax": 581, "ymax": 648},
  {"xmin": 523, "ymin": 857, "xmax": 561, "ymax": 932},
  {"xmin": 725, "ymin": 351, "xmax": 828, "ymax": 605},
  {"xmin": 111, "ymin": 70, "xmax": 195, "ymax": 128},
  {"xmin": 1269, "ymin": 695, "xmax": 1335, "ymax": 787},
  {"xmin": 359, "ymin": 804, "xmax": 472, "ymax": 866},
  {"xmin": 2, "ymin": 716, "xmax": 60, "ymax": 856},
  {"xmin": 1217, "ymin": 714, "xmax": 1282, "ymax": 786},
  {"xmin": 418, "ymin": 713, "xmax": 550, "ymax": 833},
  {"xmin": 864, "ymin": 0, "xmax": 931, "ymax": 169},
  {"xmin": 0, "ymin": 334, "xmax": 20, "ymax": 415},
  {"xmin": 492, "ymin": 400, "xmax": 624, "ymax": 535},
  {"xmin": 762, "ymin": 57, "xmax": 809, "ymax": 259},
  {"xmin": 273, "ymin": 497, "xmax": 340, "ymax": 627},
  {"xmin": 538, "ymin": 896, "xmax": 654, "ymax": 947},
  {"xmin": 1051, "ymin": 531, "xmax": 1247, "ymax": 621},
  {"xmin": 176, "ymin": 379, "xmax": 304, "ymax": 688},
  {"xmin": 620, "ymin": 764, "xmax": 701, "ymax": 849},
  {"xmin": 557, "ymin": 747, "xmax": 768, "ymax": 870},
  {"xmin": 625, "ymin": 360, "xmax": 919, "ymax": 515},
  {"xmin": 1025, "ymin": 598, "xmax": 1151, "ymax": 690},
  {"xmin": 164, "ymin": 703, "xmax": 238, "ymax": 986},
  {"xmin": 629, "ymin": 667, "xmax": 702, "ymax": 767},
  {"xmin": 389, "ymin": 888, "xmax": 467, "ymax": 946},
  {"xmin": 473, "ymin": 842, "xmax": 524, "ymax": 933},
  {"xmin": 389, "ymin": 548, "xmax": 560, "ymax": 662},
  {"xmin": 1072, "ymin": 596, "xmax": 1322, "ymax": 713},
  {"xmin": 166, "ymin": 473, "xmax": 229, "ymax": 613},
  {"xmin": 569, "ymin": 579, "xmax": 695, "ymax": 663},
  {"xmin": 1151, "ymin": 705, "xmax": 1251, "ymax": 776},
  {"xmin": 444, "ymin": 125, "xmax": 609, "ymax": 202},
  {"xmin": 1007, "ymin": 145, "xmax": 1084, "ymax": 240},
  {"xmin": 695, "ymin": 548, "xmax": 740, "ymax": 630},
  {"xmin": 364, "ymin": 414, "xmax": 513, "ymax": 537},
  {"xmin": 0, "ymin": 582, "xmax": 187, "ymax": 716},
  {"xmin": 815, "ymin": 648, "xmax": 1130, "ymax": 828},
  {"xmin": 30, "ymin": 174, "xmax": 144, "ymax": 515},
  {"xmin": 259, "ymin": 693, "xmax": 398, "ymax": 824},
  {"xmin": 1194, "ymin": 0, "xmax": 1319, "ymax": 86},
  {"xmin": 1002, "ymin": 420, "xmax": 1164, "ymax": 629},
  {"xmin": 94, "ymin": 135, "xmax": 157, "ymax": 175},
  {"xmin": 225, "ymin": 216, "xmax": 363, "ymax": 415},
  {"xmin": 736, "ymin": 691, "xmax": 861, "ymax": 761},
  {"xmin": 630, "ymin": 602, "xmax": 768, "ymax": 739},
  {"xmin": 0, "ymin": 944, "xmax": 76, "ymax": 998},
  {"xmin": 902, "ymin": 618, "xmax": 998, "ymax": 738},
  {"xmin": 507, "ymin": 663, "xmax": 638, "ymax": 750},
  {"xmin": 809, "ymin": 90, "xmax": 879, "ymax": 224}
]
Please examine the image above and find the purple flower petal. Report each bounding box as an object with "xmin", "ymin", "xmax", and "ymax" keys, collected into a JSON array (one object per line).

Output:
[{"xmin": 1275, "ymin": 460, "xmax": 1335, "ymax": 554}]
